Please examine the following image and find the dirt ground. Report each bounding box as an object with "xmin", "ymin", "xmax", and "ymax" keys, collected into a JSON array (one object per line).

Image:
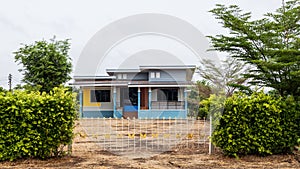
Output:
[
  {"xmin": 1, "ymin": 120, "xmax": 300, "ymax": 169},
  {"xmin": 1, "ymin": 142, "xmax": 300, "ymax": 169},
  {"xmin": 1, "ymin": 146, "xmax": 299, "ymax": 169}
]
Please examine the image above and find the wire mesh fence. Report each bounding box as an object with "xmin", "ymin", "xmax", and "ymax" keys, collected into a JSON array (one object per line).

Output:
[{"xmin": 74, "ymin": 117, "xmax": 210, "ymax": 158}]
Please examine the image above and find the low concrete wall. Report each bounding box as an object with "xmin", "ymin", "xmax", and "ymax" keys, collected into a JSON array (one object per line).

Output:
[
  {"xmin": 139, "ymin": 110, "xmax": 187, "ymax": 119},
  {"xmin": 82, "ymin": 111, "xmax": 113, "ymax": 118}
]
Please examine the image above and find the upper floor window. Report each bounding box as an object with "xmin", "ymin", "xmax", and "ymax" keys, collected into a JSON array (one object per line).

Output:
[
  {"xmin": 150, "ymin": 72, "xmax": 160, "ymax": 78},
  {"xmin": 118, "ymin": 73, "xmax": 127, "ymax": 79},
  {"xmin": 122, "ymin": 73, "xmax": 127, "ymax": 79},
  {"xmin": 150, "ymin": 72, "xmax": 155, "ymax": 78},
  {"xmin": 155, "ymin": 72, "xmax": 160, "ymax": 78}
]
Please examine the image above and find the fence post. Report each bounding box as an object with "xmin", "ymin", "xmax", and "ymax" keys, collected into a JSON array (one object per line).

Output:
[
  {"xmin": 115, "ymin": 117, "xmax": 118, "ymax": 151},
  {"xmin": 187, "ymin": 117, "xmax": 189, "ymax": 148},
  {"xmin": 168, "ymin": 117, "xmax": 171, "ymax": 150},
  {"xmin": 162, "ymin": 117, "xmax": 165, "ymax": 150},
  {"xmin": 209, "ymin": 114, "xmax": 213, "ymax": 155},
  {"xmin": 121, "ymin": 117, "xmax": 124, "ymax": 152},
  {"xmin": 203, "ymin": 117, "xmax": 206, "ymax": 148},
  {"xmin": 67, "ymin": 141, "xmax": 72, "ymax": 156},
  {"xmin": 151, "ymin": 117, "xmax": 154, "ymax": 151},
  {"xmin": 127, "ymin": 117, "xmax": 130, "ymax": 150},
  {"xmin": 109, "ymin": 117, "xmax": 112, "ymax": 150},
  {"xmin": 145, "ymin": 117, "xmax": 148, "ymax": 151},
  {"xmin": 197, "ymin": 117, "xmax": 200, "ymax": 148},
  {"xmin": 139, "ymin": 118, "xmax": 142, "ymax": 150},
  {"xmin": 133, "ymin": 117, "xmax": 136, "ymax": 153}
]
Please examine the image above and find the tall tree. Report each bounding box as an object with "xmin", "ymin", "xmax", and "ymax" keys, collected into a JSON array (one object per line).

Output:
[
  {"xmin": 198, "ymin": 57, "xmax": 249, "ymax": 97},
  {"xmin": 208, "ymin": 0, "xmax": 300, "ymax": 97},
  {"xmin": 14, "ymin": 37, "xmax": 72, "ymax": 92}
]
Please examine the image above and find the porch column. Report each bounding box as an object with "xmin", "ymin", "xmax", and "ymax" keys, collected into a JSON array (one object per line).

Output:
[
  {"xmin": 184, "ymin": 88, "xmax": 188, "ymax": 114},
  {"xmin": 79, "ymin": 88, "xmax": 83, "ymax": 118},
  {"xmin": 138, "ymin": 87, "xmax": 141, "ymax": 114},
  {"xmin": 113, "ymin": 86, "xmax": 117, "ymax": 116},
  {"xmin": 148, "ymin": 87, "xmax": 152, "ymax": 110}
]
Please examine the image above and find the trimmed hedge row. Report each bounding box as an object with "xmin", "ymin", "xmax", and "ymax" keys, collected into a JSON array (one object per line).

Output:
[
  {"xmin": 212, "ymin": 91, "xmax": 300, "ymax": 157},
  {"xmin": 0, "ymin": 87, "xmax": 77, "ymax": 161}
]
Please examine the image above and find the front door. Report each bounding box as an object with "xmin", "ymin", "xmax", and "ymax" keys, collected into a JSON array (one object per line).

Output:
[
  {"xmin": 140, "ymin": 87, "xmax": 148, "ymax": 110},
  {"xmin": 120, "ymin": 87, "xmax": 138, "ymax": 119}
]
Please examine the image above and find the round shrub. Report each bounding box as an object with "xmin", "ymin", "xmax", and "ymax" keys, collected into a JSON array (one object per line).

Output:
[
  {"xmin": 212, "ymin": 91, "xmax": 299, "ymax": 157},
  {"xmin": 0, "ymin": 87, "xmax": 78, "ymax": 161}
]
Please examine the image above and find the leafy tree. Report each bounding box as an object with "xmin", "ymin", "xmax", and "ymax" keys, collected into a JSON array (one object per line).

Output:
[
  {"xmin": 14, "ymin": 37, "xmax": 72, "ymax": 92},
  {"xmin": 198, "ymin": 57, "xmax": 249, "ymax": 97},
  {"xmin": 208, "ymin": 0, "xmax": 300, "ymax": 98},
  {"xmin": 196, "ymin": 80, "xmax": 213, "ymax": 100},
  {"xmin": 0, "ymin": 87, "xmax": 6, "ymax": 93}
]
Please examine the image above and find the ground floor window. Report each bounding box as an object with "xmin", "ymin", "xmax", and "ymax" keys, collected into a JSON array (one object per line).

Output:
[
  {"xmin": 90, "ymin": 90, "xmax": 111, "ymax": 102},
  {"xmin": 120, "ymin": 87, "xmax": 138, "ymax": 106},
  {"xmin": 157, "ymin": 88, "xmax": 178, "ymax": 101}
]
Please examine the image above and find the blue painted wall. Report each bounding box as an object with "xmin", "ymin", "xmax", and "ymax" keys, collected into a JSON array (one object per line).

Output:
[
  {"xmin": 114, "ymin": 110, "xmax": 123, "ymax": 118},
  {"xmin": 82, "ymin": 111, "xmax": 113, "ymax": 118},
  {"xmin": 123, "ymin": 105, "xmax": 138, "ymax": 112},
  {"xmin": 82, "ymin": 110, "xmax": 187, "ymax": 119},
  {"xmin": 138, "ymin": 110, "xmax": 187, "ymax": 119}
]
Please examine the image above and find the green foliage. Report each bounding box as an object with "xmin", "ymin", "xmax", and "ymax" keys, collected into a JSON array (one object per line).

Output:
[
  {"xmin": 14, "ymin": 37, "xmax": 72, "ymax": 93},
  {"xmin": 0, "ymin": 87, "xmax": 78, "ymax": 161},
  {"xmin": 0, "ymin": 87, "xmax": 6, "ymax": 93},
  {"xmin": 208, "ymin": 0, "xmax": 300, "ymax": 97},
  {"xmin": 196, "ymin": 80, "xmax": 213, "ymax": 100},
  {"xmin": 198, "ymin": 94, "xmax": 225, "ymax": 121},
  {"xmin": 212, "ymin": 91, "xmax": 300, "ymax": 157},
  {"xmin": 297, "ymin": 138, "xmax": 300, "ymax": 151}
]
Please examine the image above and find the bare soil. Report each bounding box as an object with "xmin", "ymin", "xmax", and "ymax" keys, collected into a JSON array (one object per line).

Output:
[
  {"xmin": 0, "ymin": 143, "xmax": 300, "ymax": 169},
  {"xmin": 1, "ymin": 120, "xmax": 299, "ymax": 169},
  {"xmin": 1, "ymin": 147, "xmax": 299, "ymax": 169}
]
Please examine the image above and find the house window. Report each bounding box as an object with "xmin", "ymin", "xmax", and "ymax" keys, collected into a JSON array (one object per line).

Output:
[
  {"xmin": 90, "ymin": 90, "xmax": 111, "ymax": 102},
  {"xmin": 118, "ymin": 73, "xmax": 127, "ymax": 79},
  {"xmin": 155, "ymin": 72, "xmax": 160, "ymax": 78},
  {"xmin": 150, "ymin": 72, "xmax": 155, "ymax": 78},
  {"xmin": 157, "ymin": 88, "xmax": 178, "ymax": 101},
  {"xmin": 122, "ymin": 73, "xmax": 127, "ymax": 79},
  {"xmin": 150, "ymin": 72, "xmax": 160, "ymax": 78}
]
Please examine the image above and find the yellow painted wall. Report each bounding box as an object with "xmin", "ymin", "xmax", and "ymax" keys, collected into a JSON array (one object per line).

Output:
[{"xmin": 83, "ymin": 88, "xmax": 101, "ymax": 107}]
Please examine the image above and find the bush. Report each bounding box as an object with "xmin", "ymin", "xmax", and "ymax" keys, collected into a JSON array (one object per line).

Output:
[
  {"xmin": 0, "ymin": 87, "xmax": 77, "ymax": 161},
  {"xmin": 212, "ymin": 91, "xmax": 300, "ymax": 157},
  {"xmin": 198, "ymin": 94, "xmax": 225, "ymax": 120}
]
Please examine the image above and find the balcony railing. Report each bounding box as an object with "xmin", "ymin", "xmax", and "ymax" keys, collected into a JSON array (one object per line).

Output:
[
  {"xmin": 151, "ymin": 101, "xmax": 184, "ymax": 110},
  {"xmin": 116, "ymin": 101, "xmax": 185, "ymax": 110}
]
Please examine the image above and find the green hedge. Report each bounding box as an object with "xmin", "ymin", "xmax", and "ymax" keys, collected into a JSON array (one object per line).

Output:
[
  {"xmin": 198, "ymin": 94, "xmax": 225, "ymax": 120},
  {"xmin": 0, "ymin": 87, "xmax": 77, "ymax": 161},
  {"xmin": 212, "ymin": 91, "xmax": 300, "ymax": 157}
]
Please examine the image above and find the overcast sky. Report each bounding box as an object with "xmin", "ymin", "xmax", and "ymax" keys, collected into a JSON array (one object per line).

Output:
[{"xmin": 0, "ymin": 0, "xmax": 282, "ymax": 89}]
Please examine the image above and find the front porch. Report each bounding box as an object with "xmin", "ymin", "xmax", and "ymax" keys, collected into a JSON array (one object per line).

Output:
[{"xmin": 113, "ymin": 86, "xmax": 188, "ymax": 119}]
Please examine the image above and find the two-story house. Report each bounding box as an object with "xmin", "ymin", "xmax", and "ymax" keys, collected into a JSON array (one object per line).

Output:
[{"xmin": 72, "ymin": 65, "xmax": 195, "ymax": 119}]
